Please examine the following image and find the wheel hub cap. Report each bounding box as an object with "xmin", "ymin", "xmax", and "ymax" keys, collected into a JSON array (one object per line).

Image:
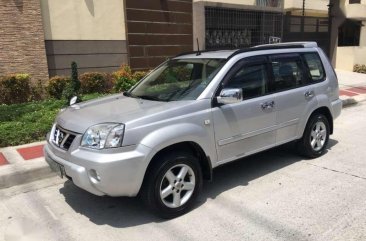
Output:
[
  {"xmin": 160, "ymin": 164, "xmax": 196, "ymax": 208},
  {"xmin": 310, "ymin": 121, "xmax": 327, "ymax": 152}
]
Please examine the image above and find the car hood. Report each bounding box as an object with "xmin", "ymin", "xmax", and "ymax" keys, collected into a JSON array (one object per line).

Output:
[{"xmin": 56, "ymin": 94, "xmax": 194, "ymax": 133}]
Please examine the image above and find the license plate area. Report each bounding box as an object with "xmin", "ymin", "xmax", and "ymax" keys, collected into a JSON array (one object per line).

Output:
[{"xmin": 46, "ymin": 156, "xmax": 65, "ymax": 178}]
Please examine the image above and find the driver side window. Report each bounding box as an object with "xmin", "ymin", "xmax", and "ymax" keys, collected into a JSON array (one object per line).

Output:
[{"xmin": 225, "ymin": 61, "xmax": 268, "ymax": 100}]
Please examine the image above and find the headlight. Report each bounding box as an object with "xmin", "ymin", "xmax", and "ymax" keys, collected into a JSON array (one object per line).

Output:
[{"xmin": 81, "ymin": 123, "xmax": 125, "ymax": 149}]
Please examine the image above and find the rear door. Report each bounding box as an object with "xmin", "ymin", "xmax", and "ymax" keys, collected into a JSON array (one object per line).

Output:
[
  {"xmin": 212, "ymin": 56, "xmax": 277, "ymax": 164},
  {"xmin": 268, "ymin": 53, "xmax": 319, "ymax": 145}
]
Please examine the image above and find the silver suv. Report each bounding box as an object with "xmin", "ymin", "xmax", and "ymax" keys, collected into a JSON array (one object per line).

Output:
[{"xmin": 45, "ymin": 42, "xmax": 342, "ymax": 218}]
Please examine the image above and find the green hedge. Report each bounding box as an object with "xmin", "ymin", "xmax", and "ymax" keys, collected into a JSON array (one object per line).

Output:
[
  {"xmin": 0, "ymin": 93, "xmax": 107, "ymax": 147},
  {"xmin": 0, "ymin": 65, "xmax": 147, "ymax": 105},
  {"xmin": 113, "ymin": 65, "xmax": 146, "ymax": 92},
  {"xmin": 46, "ymin": 76, "xmax": 71, "ymax": 100},
  {"xmin": 0, "ymin": 74, "xmax": 31, "ymax": 105},
  {"xmin": 80, "ymin": 72, "xmax": 114, "ymax": 94}
]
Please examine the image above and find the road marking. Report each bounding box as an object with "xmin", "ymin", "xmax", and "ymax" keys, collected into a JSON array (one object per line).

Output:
[{"xmin": 44, "ymin": 205, "xmax": 58, "ymax": 220}]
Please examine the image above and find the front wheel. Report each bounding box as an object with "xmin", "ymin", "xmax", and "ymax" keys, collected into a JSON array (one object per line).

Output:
[
  {"xmin": 141, "ymin": 151, "xmax": 202, "ymax": 219},
  {"xmin": 297, "ymin": 114, "xmax": 330, "ymax": 158}
]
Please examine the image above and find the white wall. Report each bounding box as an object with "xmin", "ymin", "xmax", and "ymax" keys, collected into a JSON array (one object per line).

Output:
[
  {"xmin": 336, "ymin": 46, "xmax": 366, "ymax": 71},
  {"xmin": 40, "ymin": 0, "xmax": 126, "ymax": 40}
]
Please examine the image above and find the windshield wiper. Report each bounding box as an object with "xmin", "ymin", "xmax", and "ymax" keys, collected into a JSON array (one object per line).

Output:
[{"xmin": 136, "ymin": 95, "xmax": 163, "ymax": 102}]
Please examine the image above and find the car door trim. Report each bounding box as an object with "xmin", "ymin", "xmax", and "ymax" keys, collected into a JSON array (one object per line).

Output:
[
  {"xmin": 218, "ymin": 125, "xmax": 277, "ymax": 146},
  {"xmin": 218, "ymin": 118, "xmax": 299, "ymax": 146}
]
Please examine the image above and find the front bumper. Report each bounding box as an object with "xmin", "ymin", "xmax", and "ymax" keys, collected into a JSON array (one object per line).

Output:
[{"xmin": 44, "ymin": 139, "xmax": 152, "ymax": 197}]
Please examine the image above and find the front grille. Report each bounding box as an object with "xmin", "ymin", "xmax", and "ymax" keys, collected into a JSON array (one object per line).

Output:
[{"xmin": 51, "ymin": 125, "xmax": 77, "ymax": 151}]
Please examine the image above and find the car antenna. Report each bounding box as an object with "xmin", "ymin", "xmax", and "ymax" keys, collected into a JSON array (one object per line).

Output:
[{"xmin": 196, "ymin": 38, "xmax": 201, "ymax": 56}]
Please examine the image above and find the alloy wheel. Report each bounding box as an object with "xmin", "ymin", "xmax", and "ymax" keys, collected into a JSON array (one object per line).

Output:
[
  {"xmin": 159, "ymin": 164, "xmax": 196, "ymax": 208},
  {"xmin": 310, "ymin": 121, "xmax": 327, "ymax": 152}
]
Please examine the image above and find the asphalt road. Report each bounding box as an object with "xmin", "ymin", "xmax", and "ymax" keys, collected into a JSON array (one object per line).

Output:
[{"xmin": 1, "ymin": 103, "xmax": 366, "ymax": 241}]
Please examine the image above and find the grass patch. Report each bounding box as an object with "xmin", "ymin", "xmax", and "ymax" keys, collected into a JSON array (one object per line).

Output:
[{"xmin": 0, "ymin": 93, "xmax": 109, "ymax": 147}]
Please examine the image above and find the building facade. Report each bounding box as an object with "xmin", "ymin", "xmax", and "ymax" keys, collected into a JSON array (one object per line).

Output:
[
  {"xmin": 0, "ymin": 0, "xmax": 365, "ymax": 80},
  {"xmin": 333, "ymin": 0, "xmax": 366, "ymax": 70}
]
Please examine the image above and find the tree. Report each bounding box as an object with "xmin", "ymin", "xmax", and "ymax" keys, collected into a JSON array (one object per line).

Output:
[{"xmin": 62, "ymin": 61, "xmax": 81, "ymax": 103}]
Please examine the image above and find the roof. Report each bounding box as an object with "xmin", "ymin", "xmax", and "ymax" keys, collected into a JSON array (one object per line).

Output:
[{"xmin": 174, "ymin": 42, "xmax": 318, "ymax": 60}]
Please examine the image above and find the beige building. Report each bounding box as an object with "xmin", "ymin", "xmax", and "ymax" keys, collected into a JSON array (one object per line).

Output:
[
  {"xmin": 0, "ymin": 0, "xmax": 365, "ymax": 79},
  {"xmin": 40, "ymin": 0, "xmax": 128, "ymax": 76},
  {"xmin": 335, "ymin": 0, "xmax": 366, "ymax": 70}
]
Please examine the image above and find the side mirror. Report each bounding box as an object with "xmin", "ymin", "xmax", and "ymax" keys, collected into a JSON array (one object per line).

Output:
[
  {"xmin": 217, "ymin": 88, "xmax": 243, "ymax": 105},
  {"xmin": 69, "ymin": 96, "xmax": 78, "ymax": 106}
]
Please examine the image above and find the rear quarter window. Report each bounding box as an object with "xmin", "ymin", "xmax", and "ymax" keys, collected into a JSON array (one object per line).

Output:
[{"xmin": 303, "ymin": 52, "xmax": 326, "ymax": 82}]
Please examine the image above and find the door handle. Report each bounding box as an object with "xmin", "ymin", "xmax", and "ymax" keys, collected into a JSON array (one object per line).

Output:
[
  {"xmin": 305, "ymin": 91, "xmax": 314, "ymax": 99},
  {"xmin": 261, "ymin": 101, "xmax": 275, "ymax": 110}
]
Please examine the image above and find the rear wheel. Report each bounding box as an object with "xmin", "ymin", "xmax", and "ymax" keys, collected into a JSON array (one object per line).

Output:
[
  {"xmin": 141, "ymin": 151, "xmax": 202, "ymax": 219},
  {"xmin": 297, "ymin": 114, "xmax": 330, "ymax": 158}
]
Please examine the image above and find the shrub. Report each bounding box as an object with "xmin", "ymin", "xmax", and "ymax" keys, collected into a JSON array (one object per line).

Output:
[
  {"xmin": 80, "ymin": 72, "xmax": 112, "ymax": 94},
  {"xmin": 113, "ymin": 65, "xmax": 147, "ymax": 92},
  {"xmin": 132, "ymin": 71, "xmax": 147, "ymax": 82},
  {"xmin": 353, "ymin": 64, "xmax": 366, "ymax": 74},
  {"xmin": 47, "ymin": 76, "xmax": 71, "ymax": 99},
  {"xmin": 0, "ymin": 74, "xmax": 31, "ymax": 104},
  {"xmin": 30, "ymin": 79, "xmax": 46, "ymax": 101},
  {"xmin": 113, "ymin": 65, "xmax": 136, "ymax": 92},
  {"xmin": 62, "ymin": 83, "xmax": 77, "ymax": 103}
]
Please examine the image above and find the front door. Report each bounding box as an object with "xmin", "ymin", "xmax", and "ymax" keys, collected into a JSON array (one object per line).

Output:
[{"xmin": 212, "ymin": 56, "xmax": 277, "ymax": 164}]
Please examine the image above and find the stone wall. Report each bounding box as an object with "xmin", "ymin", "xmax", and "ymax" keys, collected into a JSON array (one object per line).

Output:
[{"xmin": 0, "ymin": 0, "xmax": 49, "ymax": 80}]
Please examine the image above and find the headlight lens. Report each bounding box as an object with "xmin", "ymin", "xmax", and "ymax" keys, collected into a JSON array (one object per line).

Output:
[{"xmin": 81, "ymin": 123, "xmax": 125, "ymax": 149}]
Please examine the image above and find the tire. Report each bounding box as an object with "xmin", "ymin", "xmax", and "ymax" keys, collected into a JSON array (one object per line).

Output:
[
  {"xmin": 297, "ymin": 114, "xmax": 330, "ymax": 158},
  {"xmin": 141, "ymin": 151, "xmax": 203, "ymax": 219}
]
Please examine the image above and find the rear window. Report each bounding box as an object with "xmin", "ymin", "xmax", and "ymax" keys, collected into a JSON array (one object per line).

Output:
[
  {"xmin": 270, "ymin": 54, "xmax": 307, "ymax": 91},
  {"xmin": 303, "ymin": 53, "xmax": 325, "ymax": 82}
]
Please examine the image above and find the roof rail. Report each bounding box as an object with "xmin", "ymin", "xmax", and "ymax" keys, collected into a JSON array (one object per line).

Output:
[
  {"xmin": 227, "ymin": 42, "xmax": 318, "ymax": 60},
  {"xmin": 174, "ymin": 42, "xmax": 318, "ymax": 59},
  {"xmin": 254, "ymin": 42, "xmax": 318, "ymax": 48}
]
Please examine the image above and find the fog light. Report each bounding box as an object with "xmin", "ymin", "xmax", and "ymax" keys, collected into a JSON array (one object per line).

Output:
[{"xmin": 89, "ymin": 169, "xmax": 101, "ymax": 182}]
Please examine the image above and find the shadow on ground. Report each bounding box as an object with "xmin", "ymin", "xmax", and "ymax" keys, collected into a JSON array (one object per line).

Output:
[{"xmin": 59, "ymin": 139, "xmax": 338, "ymax": 228}]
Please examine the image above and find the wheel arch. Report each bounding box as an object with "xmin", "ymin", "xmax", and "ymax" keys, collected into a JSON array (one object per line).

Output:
[
  {"xmin": 304, "ymin": 106, "xmax": 333, "ymax": 135},
  {"xmin": 141, "ymin": 141, "xmax": 213, "ymax": 189}
]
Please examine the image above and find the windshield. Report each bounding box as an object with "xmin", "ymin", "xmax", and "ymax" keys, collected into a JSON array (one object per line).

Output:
[{"xmin": 128, "ymin": 58, "xmax": 226, "ymax": 102}]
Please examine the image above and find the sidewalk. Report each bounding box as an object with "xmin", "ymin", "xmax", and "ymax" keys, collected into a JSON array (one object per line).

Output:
[
  {"xmin": 337, "ymin": 69, "xmax": 366, "ymax": 106},
  {"xmin": 0, "ymin": 141, "xmax": 53, "ymax": 189},
  {"xmin": 1, "ymin": 69, "xmax": 366, "ymax": 189}
]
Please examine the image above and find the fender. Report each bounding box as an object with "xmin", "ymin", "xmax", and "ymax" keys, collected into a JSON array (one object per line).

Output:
[{"xmin": 140, "ymin": 123, "xmax": 218, "ymax": 167}]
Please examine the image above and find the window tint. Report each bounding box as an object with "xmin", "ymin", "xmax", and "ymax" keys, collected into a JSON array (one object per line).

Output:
[
  {"xmin": 303, "ymin": 53, "xmax": 325, "ymax": 82},
  {"xmin": 225, "ymin": 63, "xmax": 268, "ymax": 99},
  {"xmin": 270, "ymin": 55, "xmax": 306, "ymax": 91}
]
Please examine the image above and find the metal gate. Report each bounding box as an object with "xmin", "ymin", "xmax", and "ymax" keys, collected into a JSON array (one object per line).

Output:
[
  {"xmin": 205, "ymin": 7, "xmax": 283, "ymax": 50},
  {"xmin": 282, "ymin": 15, "xmax": 330, "ymax": 55}
]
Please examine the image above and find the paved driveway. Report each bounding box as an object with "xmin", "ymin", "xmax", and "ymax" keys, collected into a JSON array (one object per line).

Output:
[{"xmin": 1, "ymin": 103, "xmax": 366, "ymax": 241}]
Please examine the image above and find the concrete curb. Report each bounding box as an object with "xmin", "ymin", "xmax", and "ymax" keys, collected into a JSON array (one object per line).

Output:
[
  {"xmin": 0, "ymin": 158, "xmax": 55, "ymax": 189},
  {"xmin": 342, "ymin": 98, "xmax": 358, "ymax": 108},
  {"xmin": 0, "ymin": 141, "xmax": 56, "ymax": 189},
  {"xmin": 341, "ymin": 94, "xmax": 366, "ymax": 108}
]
